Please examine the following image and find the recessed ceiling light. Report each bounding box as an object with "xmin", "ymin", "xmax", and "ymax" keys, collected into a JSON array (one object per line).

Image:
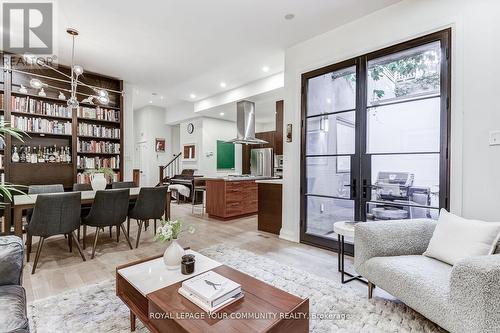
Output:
[
  {"xmin": 190, "ymin": 93, "xmax": 196, "ymax": 99},
  {"xmin": 219, "ymin": 112, "xmax": 225, "ymax": 116},
  {"xmin": 160, "ymin": 96, "xmax": 164, "ymax": 100},
  {"xmin": 262, "ymin": 66, "xmax": 270, "ymax": 72},
  {"xmin": 220, "ymin": 82, "xmax": 227, "ymax": 88},
  {"xmin": 149, "ymin": 100, "xmax": 153, "ymax": 104},
  {"xmin": 284, "ymin": 13, "xmax": 295, "ymax": 20}
]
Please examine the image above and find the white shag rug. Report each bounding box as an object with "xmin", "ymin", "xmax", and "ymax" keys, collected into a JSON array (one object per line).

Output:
[{"xmin": 28, "ymin": 245, "xmax": 445, "ymax": 333}]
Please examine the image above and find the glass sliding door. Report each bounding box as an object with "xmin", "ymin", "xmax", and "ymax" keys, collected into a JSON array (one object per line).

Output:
[{"xmin": 300, "ymin": 29, "xmax": 450, "ymax": 251}]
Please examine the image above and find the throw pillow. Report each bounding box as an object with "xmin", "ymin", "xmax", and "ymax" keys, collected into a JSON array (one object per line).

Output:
[{"xmin": 423, "ymin": 209, "xmax": 500, "ymax": 265}]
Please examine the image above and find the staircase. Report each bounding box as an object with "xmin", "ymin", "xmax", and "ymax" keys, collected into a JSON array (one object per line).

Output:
[{"xmin": 158, "ymin": 153, "xmax": 182, "ymax": 185}]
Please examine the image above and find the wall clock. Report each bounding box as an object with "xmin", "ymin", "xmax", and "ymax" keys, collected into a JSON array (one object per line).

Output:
[{"xmin": 187, "ymin": 123, "xmax": 194, "ymax": 134}]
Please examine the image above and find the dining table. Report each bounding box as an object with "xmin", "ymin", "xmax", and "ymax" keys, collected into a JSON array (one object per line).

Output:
[{"xmin": 9, "ymin": 187, "xmax": 171, "ymax": 237}]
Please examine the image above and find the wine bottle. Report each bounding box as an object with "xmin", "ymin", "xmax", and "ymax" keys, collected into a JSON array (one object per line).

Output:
[{"xmin": 11, "ymin": 146, "xmax": 20, "ymax": 163}]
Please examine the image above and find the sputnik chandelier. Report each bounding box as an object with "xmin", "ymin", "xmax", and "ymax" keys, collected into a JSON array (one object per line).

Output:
[{"xmin": 23, "ymin": 28, "xmax": 119, "ymax": 108}]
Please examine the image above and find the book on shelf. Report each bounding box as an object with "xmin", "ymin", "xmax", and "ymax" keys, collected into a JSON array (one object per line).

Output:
[
  {"xmin": 180, "ymin": 271, "xmax": 243, "ymax": 311},
  {"xmin": 76, "ymin": 171, "xmax": 120, "ymax": 185},
  {"xmin": 77, "ymin": 155, "xmax": 120, "ymax": 169},
  {"xmin": 78, "ymin": 123, "xmax": 120, "ymax": 139},
  {"xmin": 78, "ymin": 106, "xmax": 120, "ymax": 122},
  {"xmin": 77, "ymin": 139, "xmax": 120, "ymax": 154},
  {"xmin": 10, "ymin": 96, "xmax": 72, "ymax": 118},
  {"xmin": 11, "ymin": 115, "xmax": 72, "ymax": 135}
]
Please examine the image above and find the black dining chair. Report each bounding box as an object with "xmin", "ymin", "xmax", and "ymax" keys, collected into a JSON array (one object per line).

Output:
[
  {"xmin": 128, "ymin": 186, "xmax": 169, "ymax": 248},
  {"xmin": 82, "ymin": 189, "xmax": 133, "ymax": 259},
  {"xmin": 72, "ymin": 183, "xmax": 92, "ymax": 192},
  {"xmin": 26, "ymin": 192, "xmax": 85, "ymax": 274},
  {"xmin": 111, "ymin": 181, "xmax": 137, "ymax": 189}
]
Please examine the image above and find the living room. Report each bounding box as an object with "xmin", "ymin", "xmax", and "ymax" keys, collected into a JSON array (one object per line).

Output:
[{"xmin": 1, "ymin": 0, "xmax": 499, "ymax": 332}]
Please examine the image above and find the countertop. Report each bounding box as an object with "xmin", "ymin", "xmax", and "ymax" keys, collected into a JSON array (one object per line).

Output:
[
  {"xmin": 255, "ymin": 179, "xmax": 283, "ymax": 185},
  {"xmin": 203, "ymin": 176, "xmax": 275, "ymax": 182}
]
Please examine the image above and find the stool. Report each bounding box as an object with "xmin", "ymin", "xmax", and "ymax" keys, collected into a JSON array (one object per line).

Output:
[{"xmin": 191, "ymin": 186, "xmax": 206, "ymax": 214}]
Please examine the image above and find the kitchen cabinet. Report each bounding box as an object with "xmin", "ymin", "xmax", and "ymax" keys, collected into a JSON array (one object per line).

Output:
[
  {"xmin": 256, "ymin": 180, "xmax": 282, "ymax": 234},
  {"xmin": 205, "ymin": 179, "xmax": 258, "ymax": 219}
]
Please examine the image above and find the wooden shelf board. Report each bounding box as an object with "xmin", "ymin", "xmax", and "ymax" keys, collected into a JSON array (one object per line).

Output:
[
  {"xmin": 77, "ymin": 135, "xmax": 120, "ymax": 141},
  {"xmin": 11, "ymin": 111, "xmax": 72, "ymax": 121},
  {"xmin": 11, "ymin": 92, "xmax": 120, "ymax": 110},
  {"xmin": 77, "ymin": 117, "xmax": 120, "ymax": 125},
  {"xmin": 77, "ymin": 152, "xmax": 120, "ymax": 155},
  {"xmin": 22, "ymin": 132, "xmax": 73, "ymax": 138}
]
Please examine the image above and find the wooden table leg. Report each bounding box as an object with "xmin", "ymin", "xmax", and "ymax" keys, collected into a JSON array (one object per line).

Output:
[
  {"xmin": 130, "ymin": 310, "xmax": 136, "ymax": 332},
  {"xmin": 13, "ymin": 206, "xmax": 23, "ymax": 237}
]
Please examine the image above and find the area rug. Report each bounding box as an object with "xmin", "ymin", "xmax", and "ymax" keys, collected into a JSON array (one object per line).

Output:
[{"xmin": 28, "ymin": 244, "xmax": 445, "ymax": 333}]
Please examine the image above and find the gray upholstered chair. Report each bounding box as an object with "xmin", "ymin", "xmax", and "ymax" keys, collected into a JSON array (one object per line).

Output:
[
  {"xmin": 82, "ymin": 189, "xmax": 133, "ymax": 259},
  {"xmin": 0, "ymin": 236, "xmax": 29, "ymax": 333},
  {"xmin": 111, "ymin": 181, "xmax": 137, "ymax": 189},
  {"xmin": 354, "ymin": 219, "xmax": 500, "ymax": 333},
  {"xmin": 72, "ymin": 183, "xmax": 92, "ymax": 192},
  {"xmin": 26, "ymin": 192, "xmax": 86, "ymax": 274},
  {"xmin": 26, "ymin": 184, "xmax": 65, "ymax": 224},
  {"xmin": 128, "ymin": 186, "xmax": 168, "ymax": 248}
]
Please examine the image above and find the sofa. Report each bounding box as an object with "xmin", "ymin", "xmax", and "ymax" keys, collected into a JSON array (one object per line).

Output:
[
  {"xmin": 0, "ymin": 236, "xmax": 29, "ymax": 333},
  {"xmin": 354, "ymin": 219, "xmax": 500, "ymax": 333}
]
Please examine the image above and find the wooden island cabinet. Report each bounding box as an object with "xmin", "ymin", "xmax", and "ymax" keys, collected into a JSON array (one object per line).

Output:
[{"xmin": 205, "ymin": 178, "xmax": 258, "ymax": 220}]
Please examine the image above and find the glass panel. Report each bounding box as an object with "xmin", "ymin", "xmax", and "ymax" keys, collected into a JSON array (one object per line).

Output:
[
  {"xmin": 367, "ymin": 41, "xmax": 441, "ymax": 106},
  {"xmin": 306, "ymin": 111, "xmax": 355, "ymax": 155},
  {"xmin": 307, "ymin": 66, "xmax": 356, "ymax": 116},
  {"xmin": 306, "ymin": 196, "xmax": 354, "ymax": 238},
  {"xmin": 366, "ymin": 202, "xmax": 439, "ymax": 221},
  {"xmin": 306, "ymin": 156, "xmax": 350, "ymax": 198},
  {"xmin": 370, "ymin": 154, "xmax": 440, "ymax": 208},
  {"xmin": 367, "ymin": 97, "xmax": 440, "ymax": 154}
]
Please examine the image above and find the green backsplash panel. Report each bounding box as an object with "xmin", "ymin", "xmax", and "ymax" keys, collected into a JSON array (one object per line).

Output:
[{"xmin": 217, "ymin": 140, "xmax": 235, "ymax": 170}]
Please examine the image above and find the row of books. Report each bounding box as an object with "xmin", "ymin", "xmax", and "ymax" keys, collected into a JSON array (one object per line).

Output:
[
  {"xmin": 179, "ymin": 271, "xmax": 243, "ymax": 314},
  {"xmin": 11, "ymin": 115, "xmax": 72, "ymax": 135},
  {"xmin": 77, "ymin": 139, "xmax": 120, "ymax": 154},
  {"xmin": 76, "ymin": 172, "xmax": 120, "ymax": 185},
  {"xmin": 77, "ymin": 156, "xmax": 119, "ymax": 169},
  {"xmin": 78, "ymin": 123, "xmax": 120, "ymax": 139},
  {"xmin": 78, "ymin": 107, "xmax": 119, "ymax": 122},
  {"xmin": 11, "ymin": 96, "xmax": 72, "ymax": 118}
]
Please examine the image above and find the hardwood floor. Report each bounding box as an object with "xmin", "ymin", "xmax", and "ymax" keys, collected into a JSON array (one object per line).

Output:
[{"xmin": 22, "ymin": 204, "xmax": 370, "ymax": 302}]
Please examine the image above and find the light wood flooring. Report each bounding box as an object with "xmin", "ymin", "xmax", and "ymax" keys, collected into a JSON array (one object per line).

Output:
[{"xmin": 22, "ymin": 203, "xmax": 374, "ymax": 302}]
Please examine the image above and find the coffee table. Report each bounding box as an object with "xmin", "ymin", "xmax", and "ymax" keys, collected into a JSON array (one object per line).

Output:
[{"xmin": 116, "ymin": 250, "xmax": 309, "ymax": 333}]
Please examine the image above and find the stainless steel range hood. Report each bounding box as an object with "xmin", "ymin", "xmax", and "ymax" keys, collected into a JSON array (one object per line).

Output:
[{"xmin": 226, "ymin": 100, "xmax": 268, "ymax": 145}]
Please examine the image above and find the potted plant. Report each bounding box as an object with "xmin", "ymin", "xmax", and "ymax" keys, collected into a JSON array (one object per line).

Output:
[
  {"xmin": 154, "ymin": 219, "xmax": 195, "ymax": 270},
  {"xmin": 83, "ymin": 167, "xmax": 116, "ymax": 191}
]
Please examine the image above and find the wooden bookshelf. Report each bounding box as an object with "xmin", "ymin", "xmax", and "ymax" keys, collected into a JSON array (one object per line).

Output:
[{"xmin": 1, "ymin": 53, "xmax": 124, "ymax": 189}]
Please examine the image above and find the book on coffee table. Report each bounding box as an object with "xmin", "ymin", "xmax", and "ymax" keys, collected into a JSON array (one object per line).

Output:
[
  {"xmin": 180, "ymin": 270, "xmax": 243, "ymax": 311},
  {"xmin": 178, "ymin": 287, "xmax": 244, "ymax": 314}
]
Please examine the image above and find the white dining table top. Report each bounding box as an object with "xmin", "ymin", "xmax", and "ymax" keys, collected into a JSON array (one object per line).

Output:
[{"xmin": 13, "ymin": 187, "xmax": 143, "ymax": 206}]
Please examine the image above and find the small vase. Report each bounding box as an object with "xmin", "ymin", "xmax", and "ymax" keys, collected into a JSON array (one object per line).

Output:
[
  {"xmin": 91, "ymin": 173, "xmax": 107, "ymax": 191},
  {"xmin": 163, "ymin": 239, "xmax": 185, "ymax": 270}
]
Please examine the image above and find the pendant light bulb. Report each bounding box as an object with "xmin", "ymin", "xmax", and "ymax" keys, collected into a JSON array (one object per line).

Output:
[
  {"xmin": 29, "ymin": 78, "xmax": 45, "ymax": 89},
  {"xmin": 96, "ymin": 89, "xmax": 108, "ymax": 98},
  {"xmin": 73, "ymin": 65, "xmax": 83, "ymax": 76},
  {"xmin": 97, "ymin": 95, "xmax": 110, "ymax": 105},
  {"xmin": 23, "ymin": 54, "xmax": 38, "ymax": 65}
]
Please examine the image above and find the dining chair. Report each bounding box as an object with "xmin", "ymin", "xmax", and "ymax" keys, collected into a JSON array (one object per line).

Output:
[
  {"xmin": 25, "ymin": 184, "xmax": 65, "ymax": 239},
  {"xmin": 128, "ymin": 186, "xmax": 169, "ymax": 248},
  {"xmin": 82, "ymin": 189, "xmax": 133, "ymax": 259},
  {"xmin": 72, "ymin": 183, "xmax": 92, "ymax": 192},
  {"xmin": 26, "ymin": 192, "xmax": 85, "ymax": 274},
  {"xmin": 111, "ymin": 181, "xmax": 137, "ymax": 189}
]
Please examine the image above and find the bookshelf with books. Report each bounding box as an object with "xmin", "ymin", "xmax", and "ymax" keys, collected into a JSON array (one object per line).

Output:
[{"xmin": 0, "ymin": 53, "xmax": 124, "ymax": 192}]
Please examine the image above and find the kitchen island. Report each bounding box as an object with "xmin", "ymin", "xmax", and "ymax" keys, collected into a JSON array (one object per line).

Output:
[{"xmin": 205, "ymin": 177, "xmax": 260, "ymax": 220}]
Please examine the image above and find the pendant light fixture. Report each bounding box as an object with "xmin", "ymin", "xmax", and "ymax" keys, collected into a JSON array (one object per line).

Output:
[{"xmin": 23, "ymin": 28, "xmax": 117, "ymax": 108}]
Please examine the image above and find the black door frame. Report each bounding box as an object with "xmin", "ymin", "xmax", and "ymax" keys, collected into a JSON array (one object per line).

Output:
[{"xmin": 300, "ymin": 28, "xmax": 451, "ymax": 252}]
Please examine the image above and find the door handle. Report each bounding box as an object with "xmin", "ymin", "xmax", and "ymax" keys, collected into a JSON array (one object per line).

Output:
[{"xmin": 343, "ymin": 179, "xmax": 357, "ymax": 198}]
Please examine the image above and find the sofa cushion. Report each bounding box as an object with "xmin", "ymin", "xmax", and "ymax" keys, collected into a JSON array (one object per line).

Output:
[
  {"xmin": 0, "ymin": 285, "xmax": 29, "ymax": 333},
  {"xmin": 424, "ymin": 209, "xmax": 500, "ymax": 265},
  {"xmin": 362, "ymin": 255, "xmax": 454, "ymax": 331},
  {"xmin": 0, "ymin": 236, "xmax": 24, "ymax": 286}
]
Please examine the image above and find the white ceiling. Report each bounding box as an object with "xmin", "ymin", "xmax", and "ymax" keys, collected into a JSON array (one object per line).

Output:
[
  {"xmin": 198, "ymin": 88, "xmax": 284, "ymax": 124},
  {"xmin": 54, "ymin": 0, "xmax": 401, "ymax": 109}
]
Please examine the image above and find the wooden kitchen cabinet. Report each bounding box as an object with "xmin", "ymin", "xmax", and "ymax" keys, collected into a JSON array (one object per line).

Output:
[{"xmin": 206, "ymin": 179, "xmax": 258, "ymax": 219}]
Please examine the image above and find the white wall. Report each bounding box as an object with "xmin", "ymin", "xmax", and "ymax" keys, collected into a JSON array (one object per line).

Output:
[
  {"xmin": 134, "ymin": 106, "xmax": 174, "ymax": 186},
  {"xmin": 122, "ymin": 82, "xmax": 135, "ymax": 181},
  {"xmin": 282, "ymin": 0, "xmax": 500, "ymax": 242},
  {"xmin": 179, "ymin": 117, "xmax": 241, "ymax": 176}
]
